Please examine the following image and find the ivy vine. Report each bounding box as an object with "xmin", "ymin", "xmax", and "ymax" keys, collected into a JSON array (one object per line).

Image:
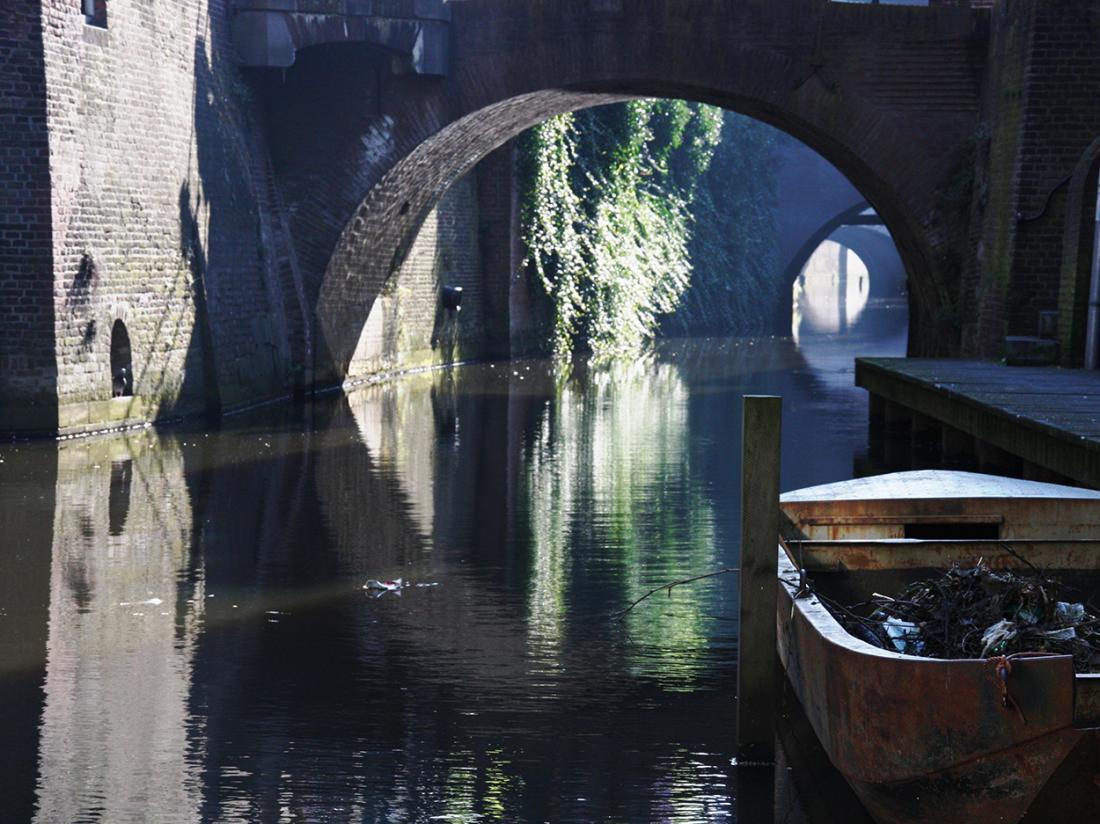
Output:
[
  {"xmin": 519, "ymin": 100, "xmax": 722, "ymax": 362},
  {"xmin": 519, "ymin": 101, "xmax": 781, "ymax": 361}
]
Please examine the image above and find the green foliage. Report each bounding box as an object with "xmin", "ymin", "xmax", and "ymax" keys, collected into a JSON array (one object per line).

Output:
[
  {"xmin": 519, "ymin": 100, "xmax": 782, "ymax": 357},
  {"xmin": 519, "ymin": 100, "xmax": 722, "ymax": 362}
]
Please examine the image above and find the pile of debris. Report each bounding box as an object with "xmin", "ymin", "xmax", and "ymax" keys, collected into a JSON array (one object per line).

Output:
[{"xmin": 825, "ymin": 562, "xmax": 1100, "ymax": 673}]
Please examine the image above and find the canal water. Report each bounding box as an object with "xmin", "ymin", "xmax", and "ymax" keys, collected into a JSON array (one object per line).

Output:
[{"xmin": 0, "ymin": 297, "xmax": 907, "ymax": 823}]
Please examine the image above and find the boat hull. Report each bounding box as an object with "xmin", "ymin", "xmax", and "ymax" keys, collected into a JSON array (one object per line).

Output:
[
  {"xmin": 849, "ymin": 730, "xmax": 1082, "ymax": 824},
  {"xmin": 776, "ymin": 551, "xmax": 1085, "ymax": 824}
]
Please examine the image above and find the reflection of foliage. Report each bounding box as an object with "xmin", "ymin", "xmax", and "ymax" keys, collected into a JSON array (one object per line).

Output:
[
  {"xmin": 519, "ymin": 102, "xmax": 722, "ymax": 362},
  {"xmin": 521, "ymin": 357, "xmax": 718, "ymax": 689},
  {"xmin": 523, "ymin": 385, "xmax": 578, "ymax": 655},
  {"xmin": 437, "ymin": 746, "xmax": 522, "ymax": 822}
]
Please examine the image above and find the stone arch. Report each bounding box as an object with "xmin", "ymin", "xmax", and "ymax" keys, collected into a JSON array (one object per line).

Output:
[
  {"xmin": 782, "ymin": 204, "xmax": 875, "ymax": 289},
  {"xmin": 777, "ymin": 201, "xmax": 875, "ymax": 331},
  {"xmin": 295, "ymin": 0, "xmax": 983, "ymax": 380},
  {"xmin": 1057, "ymin": 135, "xmax": 1100, "ymax": 366},
  {"xmin": 319, "ymin": 94, "xmax": 941, "ymax": 380},
  {"xmin": 830, "ymin": 225, "xmax": 908, "ymax": 301}
]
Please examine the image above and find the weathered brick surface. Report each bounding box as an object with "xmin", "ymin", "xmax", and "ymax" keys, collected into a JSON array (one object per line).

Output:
[
  {"xmin": 35, "ymin": 0, "xmax": 298, "ymax": 432},
  {"xmin": 348, "ymin": 173, "xmax": 487, "ymax": 378},
  {"xmin": 2, "ymin": 0, "xmax": 498, "ymax": 435},
  {"xmin": 0, "ymin": 1, "xmax": 57, "ymax": 433},
  {"xmin": 965, "ymin": 0, "xmax": 1100, "ymax": 362},
  {"xmin": 1012, "ymin": 1, "xmax": 1100, "ymax": 357},
  {"xmin": 476, "ymin": 142, "xmax": 519, "ymax": 360},
  {"xmin": 960, "ymin": 0, "xmax": 1029, "ymax": 358},
  {"xmin": 476, "ymin": 141, "xmax": 552, "ymax": 358}
]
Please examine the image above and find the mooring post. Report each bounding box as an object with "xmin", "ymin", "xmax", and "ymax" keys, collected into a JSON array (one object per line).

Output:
[{"xmin": 737, "ymin": 395, "xmax": 782, "ymax": 765}]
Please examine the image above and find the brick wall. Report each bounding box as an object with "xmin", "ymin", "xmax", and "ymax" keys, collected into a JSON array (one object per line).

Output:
[
  {"xmin": 476, "ymin": 144, "xmax": 514, "ymax": 360},
  {"xmin": 38, "ymin": 0, "xmax": 294, "ymax": 433},
  {"xmin": 348, "ymin": 173, "xmax": 488, "ymax": 379},
  {"xmin": 966, "ymin": 0, "xmax": 1100, "ymax": 360},
  {"xmin": 0, "ymin": 1, "xmax": 57, "ymax": 433},
  {"xmin": 0, "ymin": 0, "xmax": 506, "ymax": 436},
  {"xmin": 961, "ymin": 0, "xmax": 1029, "ymax": 357},
  {"xmin": 476, "ymin": 142, "xmax": 552, "ymax": 359},
  {"xmin": 1011, "ymin": 0, "xmax": 1100, "ymax": 351}
]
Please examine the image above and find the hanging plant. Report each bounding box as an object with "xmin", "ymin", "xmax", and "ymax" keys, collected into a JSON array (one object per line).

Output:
[{"xmin": 519, "ymin": 100, "xmax": 722, "ymax": 362}]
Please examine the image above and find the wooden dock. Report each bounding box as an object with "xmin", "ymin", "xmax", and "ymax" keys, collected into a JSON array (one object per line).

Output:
[{"xmin": 855, "ymin": 358, "xmax": 1100, "ymax": 489}]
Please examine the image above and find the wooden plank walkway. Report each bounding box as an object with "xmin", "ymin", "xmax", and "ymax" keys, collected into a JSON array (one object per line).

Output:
[{"xmin": 855, "ymin": 358, "xmax": 1100, "ymax": 488}]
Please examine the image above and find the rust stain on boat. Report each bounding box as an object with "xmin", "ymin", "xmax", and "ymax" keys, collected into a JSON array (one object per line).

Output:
[{"xmin": 775, "ymin": 470, "xmax": 1100, "ymax": 824}]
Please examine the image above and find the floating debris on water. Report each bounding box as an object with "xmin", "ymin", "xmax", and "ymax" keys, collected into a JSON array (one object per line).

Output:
[
  {"xmin": 364, "ymin": 578, "xmax": 404, "ymax": 592},
  {"xmin": 823, "ymin": 561, "xmax": 1100, "ymax": 672},
  {"xmin": 363, "ymin": 578, "xmax": 439, "ymax": 597}
]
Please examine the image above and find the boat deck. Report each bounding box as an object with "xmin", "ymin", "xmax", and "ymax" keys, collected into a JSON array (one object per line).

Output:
[{"xmin": 856, "ymin": 358, "xmax": 1100, "ymax": 488}]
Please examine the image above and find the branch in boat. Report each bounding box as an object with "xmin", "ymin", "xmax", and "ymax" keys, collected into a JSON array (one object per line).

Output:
[
  {"xmin": 615, "ymin": 567, "xmax": 739, "ymax": 621},
  {"xmin": 1001, "ymin": 542, "xmax": 1042, "ymax": 576}
]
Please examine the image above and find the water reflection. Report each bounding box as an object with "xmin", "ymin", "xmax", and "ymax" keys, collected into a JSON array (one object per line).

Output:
[
  {"xmin": 35, "ymin": 434, "xmax": 204, "ymax": 823},
  {"xmin": 1, "ymin": 314, "xmax": 908, "ymax": 822},
  {"xmin": 791, "ymin": 233, "xmax": 908, "ymax": 398},
  {"xmin": 521, "ymin": 358, "xmax": 719, "ymax": 688}
]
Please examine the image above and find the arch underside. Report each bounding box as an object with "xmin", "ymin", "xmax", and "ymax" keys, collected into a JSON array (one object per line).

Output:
[{"xmin": 309, "ymin": 0, "xmax": 982, "ymax": 380}]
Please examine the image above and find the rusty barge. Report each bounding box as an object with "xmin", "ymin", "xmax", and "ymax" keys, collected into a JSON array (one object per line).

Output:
[{"xmin": 777, "ymin": 470, "xmax": 1100, "ymax": 824}]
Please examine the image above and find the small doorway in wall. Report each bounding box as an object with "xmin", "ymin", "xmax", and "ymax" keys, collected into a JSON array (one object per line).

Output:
[{"xmin": 110, "ymin": 320, "xmax": 133, "ymax": 398}]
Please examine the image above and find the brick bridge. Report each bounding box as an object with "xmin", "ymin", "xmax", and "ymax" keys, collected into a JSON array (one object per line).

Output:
[
  {"xmin": 4, "ymin": 0, "xmax": 1100, "ymax": 435},
  {"xmin": 246, "ymin": 0, "xmax": 988, "ymax": 383}
]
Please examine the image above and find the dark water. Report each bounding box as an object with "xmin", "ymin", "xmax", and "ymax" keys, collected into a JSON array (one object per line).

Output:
[{"xmin": 0, "ymin": 301, "xmax": 907, "ymax": 823}]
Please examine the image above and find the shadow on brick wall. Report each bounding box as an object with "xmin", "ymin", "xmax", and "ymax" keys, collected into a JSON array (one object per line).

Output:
[
  {"xmin": 160, "ymin": 11, "xmax": 279, "ymax": 422},
  {"xmin": 176, "ymin": 179, "xmax": 224, "ymax": 419},
  {"xmin": 0, "ymin": 2, "xmax": 58, "ymax": 436}
]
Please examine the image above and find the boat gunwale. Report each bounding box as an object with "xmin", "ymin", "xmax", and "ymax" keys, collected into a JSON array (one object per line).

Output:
[{"xmin": 784, "ymin": 536, "xmax": 1100, "ymax": 573}]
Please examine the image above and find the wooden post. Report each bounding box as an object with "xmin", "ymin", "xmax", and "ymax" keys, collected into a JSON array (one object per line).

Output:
[
  {"xmin": 737, "ymin": 395, "xmax": 781, "ymax": 765},
  {"xmin": 868, "ymin": 392, "xmax": 885, "ymax": 462}
]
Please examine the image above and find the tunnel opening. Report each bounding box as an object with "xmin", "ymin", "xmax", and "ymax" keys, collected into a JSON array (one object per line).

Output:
[
  {"xmin": 110, "ymin": 320, "xmax": 133, "ymax": 398},
  {"xmin": 792, "ymin": 224, "xmax": 909, "ymax": 340}
]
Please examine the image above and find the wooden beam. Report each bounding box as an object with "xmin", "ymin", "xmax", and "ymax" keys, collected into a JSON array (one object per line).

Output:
[{"xmin": 737, "ymin": 395, "xmax": 782, "ymax": 765}]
